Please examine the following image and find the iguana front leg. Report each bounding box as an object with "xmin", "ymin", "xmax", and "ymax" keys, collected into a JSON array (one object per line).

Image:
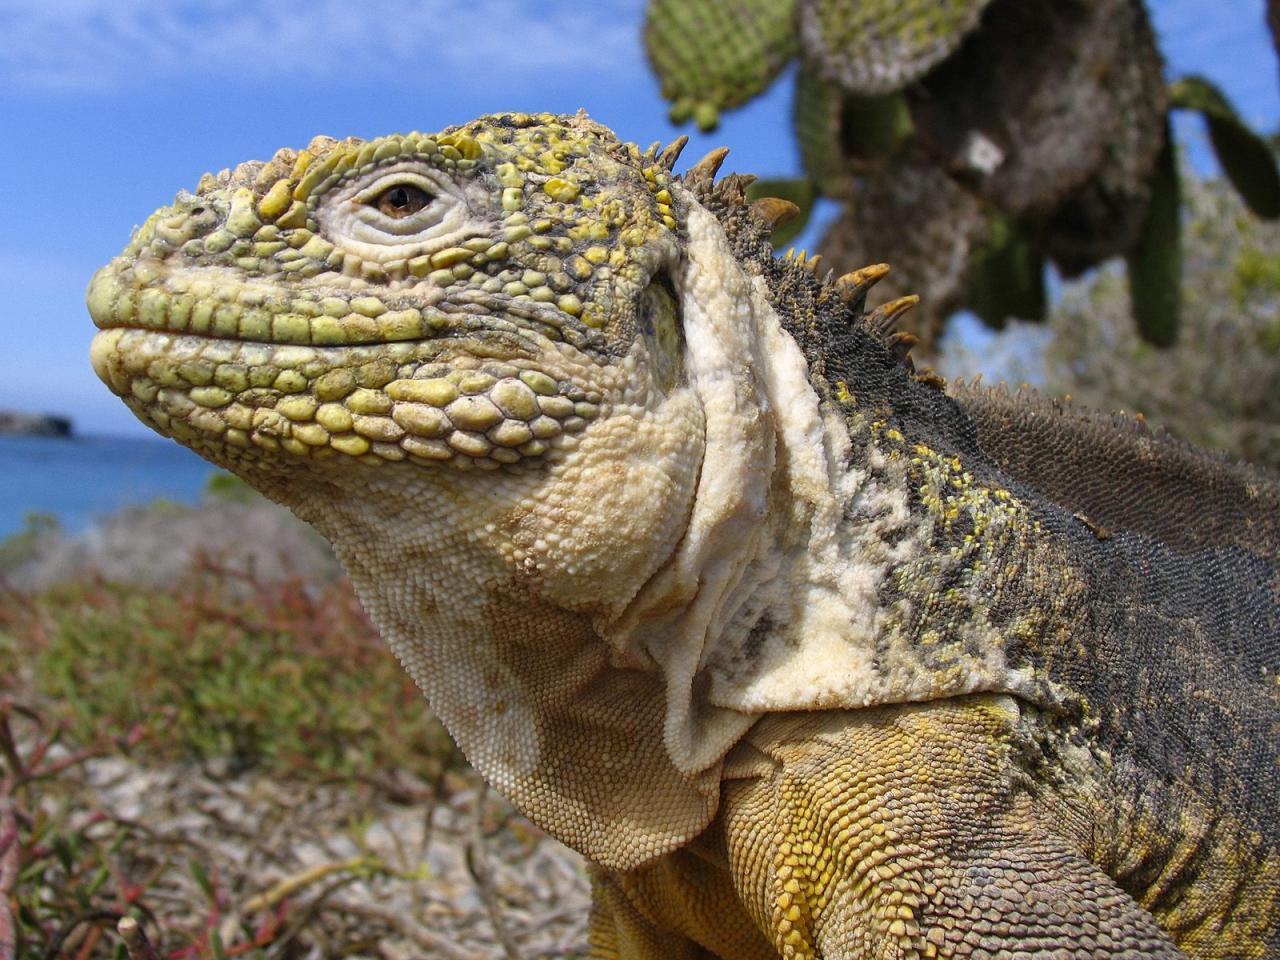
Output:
[
  {"xmin": 591, "ymin": 695, "xmax": 1185, "ymax": 959},
  {"xmin": 722, "ymin": 697, "xmax": 1183, "ymax": 958},
  {"xmin": 588, "ymin": 846, "xmax": 778, "ymax": 959}
]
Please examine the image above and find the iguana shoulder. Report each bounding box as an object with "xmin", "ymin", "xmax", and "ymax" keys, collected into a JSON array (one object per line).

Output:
[{"xmin": 89, "ymin": 112, "xmax": 1280, "ymax": 958}]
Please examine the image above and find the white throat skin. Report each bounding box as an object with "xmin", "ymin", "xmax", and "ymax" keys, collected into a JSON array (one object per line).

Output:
[
  {"xmin": 607, "ymin": 203, "xmax": 921, "ymax": 776},
  {"xmin": 605, "ymin": 203, "xmax": 838, "ymax": 774}
]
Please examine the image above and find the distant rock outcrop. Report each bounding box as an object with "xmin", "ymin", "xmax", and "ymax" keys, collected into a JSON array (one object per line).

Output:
[
  {"xmin": 0, "ymin": 410, "xmax": 73, "ymax": 437},
  {"xmin": 3, "ymin": 495, "xmax": 341, "ymax": 592}
]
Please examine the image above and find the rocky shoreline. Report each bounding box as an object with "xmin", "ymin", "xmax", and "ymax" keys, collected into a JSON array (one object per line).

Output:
[{"xmin": 0, "ymin": 409, "xmax": 73, "ymax": 437}]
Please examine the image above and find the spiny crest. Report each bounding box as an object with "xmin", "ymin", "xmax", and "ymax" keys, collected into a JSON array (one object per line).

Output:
[
  {"xmin": 867, "ymin": 295, "xmax": 922, "ymax": 335},
  {"xmin": 783, "ymin": 248, "xmax": 824, "ymax": 273},
  {"xmin": 656, "ymin": 135, "xmax": 690, "ymax": 172},
  {"xmin": 673, "ymin": 145, "xmax": 937, "ymax": 386},
  {"xmin": 834, "ymin": 263, "xmax": 891, "ymax": 313},
  {"xmin": 821, "ymin": 263, "xmax": 945, "ymax": 387},
  {"xmin": 683, "ymin": 146, "xmax": 731, "ymax": 189},
  {"xmin": 751, "ymin": 196, "xmax": 801, "ymax": 230}
]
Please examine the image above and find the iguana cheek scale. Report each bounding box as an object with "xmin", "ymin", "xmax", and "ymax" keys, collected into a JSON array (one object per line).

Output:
[{"xmin": 89, "ymin": 111, "xmax": 1280, "ymax": 958}]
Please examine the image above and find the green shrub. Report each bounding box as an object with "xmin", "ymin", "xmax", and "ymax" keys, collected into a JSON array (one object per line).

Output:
[
  {"xmin": 0, "ymin": 562, "xmax": 468, "ymax": 959},
  {"xmin": 203, "ymin": 471, "xmax": 260, "ymax": 504},
  {"xmin": 1, "ymin": 566, "xmax": 458, "ymax": 781}
]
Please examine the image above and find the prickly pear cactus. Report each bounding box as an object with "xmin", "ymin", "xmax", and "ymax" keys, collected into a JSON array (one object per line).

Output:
[
  {"xmin": 797, "ymin": 0, "xmax": 994, "ymax": 95},
  {"xmin": 643, "ymin": 0, "xmax": 1280, "ymax": 348},
  {"xmin": 644, "ymin": 0, "xmax": 798, "ymax": 132}
]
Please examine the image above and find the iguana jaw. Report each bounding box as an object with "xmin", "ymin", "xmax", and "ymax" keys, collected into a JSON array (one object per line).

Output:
[
  {"xmin": 87, "ymin": 246, "xmax": 611, "ymax": 476},
  {"xmin": 87, "ymin": 327, "xmax": 604, "ymax": 480}
]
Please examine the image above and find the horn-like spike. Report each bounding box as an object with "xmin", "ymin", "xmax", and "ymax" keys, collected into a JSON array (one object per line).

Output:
[
  {"xmin": 868, "ymin": 294, "xmax": 921, "ymax": 334},
  {"xmin": 835, "ymin": 263, "xmax": 891, "ymax": 303},
  {"xmin": 914, "ymin": 368, "xmax": 947, "ymax": 390},
  {"xmin": 688, "ymin": 146, "xmax": 730, "ymax": 181},
  {"xmin": 886, "ymin": 329, "xmax": 920, "ymax": 361},
  {"xmin": 751, "ymin": 197, "xmax": 800, "ymax": 230},
  {"xmin": 805, "ymin": 254, "xmax": 823, "ymax": 273},
  {"xmin": 656, "ymin": 135, "xmax": 689, "ymax": 172}
]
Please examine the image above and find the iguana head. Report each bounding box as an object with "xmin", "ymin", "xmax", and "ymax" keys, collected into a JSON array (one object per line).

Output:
[
  {"xmin": 90, "ymin": 111, "xmax": 709, "ymax": 609},
  {"xmin": 89, "ymin": 112, "xmax": 687, "ymax": 478},
  {"xmin": 87, "ymin": 111, "xmax": 948, "ymax": 867},
  {"xmin": 88, "ymin": 111, "xmax": 800, "ymax": 865}
]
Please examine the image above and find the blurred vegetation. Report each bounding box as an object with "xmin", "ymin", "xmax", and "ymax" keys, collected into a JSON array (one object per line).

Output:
[
  {"xmin": 0, "ymin": 560, "xmax": 465, "ymax": 958},
  {"xmin": 1043, "ymin": 173, "xmax": 1280, "ymax": 470},
  {"xmin": 2, "ymin": 569, "xmax": 454, "ymax": 779},
  {"xmin": 203, "ymin": 471, "xmax": 261, "ymax": 505},
  {"xmin": 0, "ymin": 513, "xmax": 60, "ymax": 573},
  {"xmin": 646, "ymin": 0, "xmax": 1280, "ymax": 347},
  {"xmin": 941, "ymin": 168, "xmax": 1280, "ymax": 470}
]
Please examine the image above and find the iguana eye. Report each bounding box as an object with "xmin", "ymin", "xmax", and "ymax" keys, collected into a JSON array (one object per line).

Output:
[
  {"xmin": 317, "ymin": 164, "xmax": 484, "ymax": 260},
  {"xmin": 372, "ymin": 184, "xmax": 432, "ymax": 219}
]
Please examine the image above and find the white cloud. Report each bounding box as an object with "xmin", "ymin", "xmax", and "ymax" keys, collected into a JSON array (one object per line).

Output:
[{"xmin": 0, "ymin": 0, "xmax": 644, "ymax": 94}]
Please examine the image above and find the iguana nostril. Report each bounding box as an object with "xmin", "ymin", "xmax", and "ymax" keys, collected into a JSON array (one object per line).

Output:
[
  {"xmin": 189, "ymin": 208, "xmax": 220, "ymax": 235},
  {"xmin": 153, "ymin": 202, "xmax": 221, "ymax": 248}
]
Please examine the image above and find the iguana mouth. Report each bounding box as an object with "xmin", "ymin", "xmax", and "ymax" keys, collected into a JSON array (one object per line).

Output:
[
  {"xmin": 88, "ymin": 261, "xmax": 603, "ymax": 471},
  {"xmin": 86, "ymin": 259, "xmax": 597, "ymax": 351}
]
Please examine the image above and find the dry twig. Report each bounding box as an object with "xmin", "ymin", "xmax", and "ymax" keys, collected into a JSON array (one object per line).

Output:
[
  {"xmin": 465, "ymin": 785, "xmax": 522, "ymax": 960},
  {"xmin": 325, "ymin": 898, "xmax": 483, "ymax": 960},
  {"xmin": 116, "ymin": 916, "xmax": 163, "ymax": 960}
]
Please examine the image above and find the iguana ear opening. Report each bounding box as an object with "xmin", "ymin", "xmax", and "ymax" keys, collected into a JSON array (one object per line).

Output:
[{"xmin": 638, "ymin": 269, "xmax": 685, "ymax": 394}]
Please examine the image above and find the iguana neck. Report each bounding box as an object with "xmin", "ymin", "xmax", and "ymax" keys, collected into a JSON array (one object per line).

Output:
[{"xmin": 593, "ymin": 203, "xmax": 1072, "ymax": 776}]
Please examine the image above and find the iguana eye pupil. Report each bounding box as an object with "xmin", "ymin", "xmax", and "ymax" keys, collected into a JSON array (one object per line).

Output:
[{"xmin": 374, "ymin": 184, "xmax": 431, "ymax": 218}]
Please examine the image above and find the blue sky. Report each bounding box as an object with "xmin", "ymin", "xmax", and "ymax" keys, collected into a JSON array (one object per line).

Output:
[{"xmin": 0, "ymin": 0, "xmax": 1276, "ymax": 437}]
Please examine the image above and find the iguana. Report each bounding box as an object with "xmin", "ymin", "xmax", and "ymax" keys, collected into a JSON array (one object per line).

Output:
[{"xmin": 87, "ymin": 112, "xmax": 1280, "ymax": 958}]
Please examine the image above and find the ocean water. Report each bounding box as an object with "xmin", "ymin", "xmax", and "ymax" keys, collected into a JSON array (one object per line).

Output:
[{"xmin": 0, "ymin": 434, "xmax": 219, "ymax": 538}]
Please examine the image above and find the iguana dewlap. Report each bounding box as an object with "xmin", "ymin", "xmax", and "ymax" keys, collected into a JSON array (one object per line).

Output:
[{"xmin": 88, "ymin": 112, "xmax": 1280, "ymax": 958}]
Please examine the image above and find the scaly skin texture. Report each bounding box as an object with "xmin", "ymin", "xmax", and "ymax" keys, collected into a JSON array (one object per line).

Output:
[{"xmin": 89, "ymin": 112, "xmax": 1279, "ymax": 958}]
